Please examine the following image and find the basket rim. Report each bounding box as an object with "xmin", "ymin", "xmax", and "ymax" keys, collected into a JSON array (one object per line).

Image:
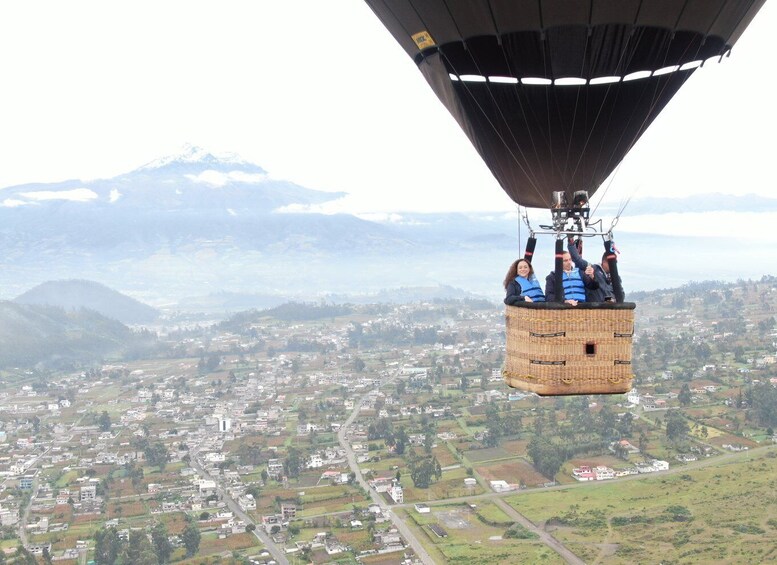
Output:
[{"xmin": 507, "ymin": 301, "xmax": 636, "ymax": 311}]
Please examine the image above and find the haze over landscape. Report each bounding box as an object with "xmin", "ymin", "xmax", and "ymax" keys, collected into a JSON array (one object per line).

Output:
[
  {"xmin": 1, "ymin": 146, "xmax": 775, "ymax": 311},
  {"xmin": 0, "ymin": 2, "xmax": 776, "ymax": 564}
]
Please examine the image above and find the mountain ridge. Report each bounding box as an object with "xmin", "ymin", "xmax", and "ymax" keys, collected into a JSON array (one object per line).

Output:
[
  {"xmin": 14, "ymin": 280, "xmax": 159, "ymax": 325},
  {"xmin": 1, "ymin": 146, "xmax": 775, "ymax": 303}
]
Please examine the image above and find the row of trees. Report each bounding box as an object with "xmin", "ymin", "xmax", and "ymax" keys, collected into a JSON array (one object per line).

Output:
[{"xmin": 94, "ymin": 520, "xmax": 201, "ymax": 564}]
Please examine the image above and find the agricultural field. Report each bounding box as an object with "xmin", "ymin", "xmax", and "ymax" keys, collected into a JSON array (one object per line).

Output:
[
  {"xmin": 395, "ymin": 504, "xmax": 565, "ymax": 565},
  {"xmin": 504, "ymin": 446, "xmax": 777, "ymax": 564}
]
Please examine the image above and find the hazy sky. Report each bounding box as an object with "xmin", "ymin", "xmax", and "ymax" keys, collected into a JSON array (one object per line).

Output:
[{"xmin": 1, "ymin": 1, "xmax": 774, "ymax": 216}]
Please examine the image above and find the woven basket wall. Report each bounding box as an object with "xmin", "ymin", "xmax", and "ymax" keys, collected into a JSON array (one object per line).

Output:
[{"xmin": 503, "ymin": 303, "xmax": 635, "ymax": 396}]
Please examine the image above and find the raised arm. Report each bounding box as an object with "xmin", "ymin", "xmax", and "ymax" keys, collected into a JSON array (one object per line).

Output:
[{"xmin": 567, "ymin": 240, "xmax": 589, "ymax": 270}]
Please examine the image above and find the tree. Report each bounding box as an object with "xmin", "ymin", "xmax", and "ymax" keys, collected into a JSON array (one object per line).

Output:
[
  {"xmin": 678, "ymin": 384, "xmax": 692, "ymax": 407},
  {"xmin": 484, "ymin": 404, "xmax": 502, "ymax": 447},
  {"xmin": 665, "ymin": 410, "xmax": 690, "ymax": 442},
  {"xmin": 98, "ymin": 411, "xmax": 112, "ymax": 432},
  {"xmin": 527, "ymin": 436, "xmax": 564, "ymax": 480},
  {"xmin": 284, "ymin": 447, "xmax": 302, "ymax": 478},
  {"xmin": 144, "ymin": 441, "xmax": 170, "ymax": 470},
  {"xmin": 182, "ymin": 523, "xmax": 201, "ymax": 557},
  {"xmin": 613, "ymin": 442, "xmax": 629, "ymax": 460},
  {"xmin": 126, "ymin": 530, "xmax": 157, "ymax": 565},
  {"xmin": 618, "ymin": 412, "xmax": 634, "ymax": 437},
  {"xmin": 94, "ymin": 526, "xmax": 122, "ymax": 565},
  {"xmin": 13, "ymin": 545, "xmax": 37, "ymax": 565},
  {"xmin": 410, "ymin": 456, "xmax": 441, "ymax": 488},
  {"xmin": 151, "ymin": 522, "xmax": 173, "ymax": 563}
]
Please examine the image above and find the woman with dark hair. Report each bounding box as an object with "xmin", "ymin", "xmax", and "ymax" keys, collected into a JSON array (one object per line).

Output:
[{"xmin": 504, "ymin": 259, "xmax": 546, "ymax": 305}]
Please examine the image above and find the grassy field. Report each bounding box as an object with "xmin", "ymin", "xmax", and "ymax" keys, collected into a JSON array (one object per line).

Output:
[
  {"xmin": 477, "ymin": 458, "xmax": 549, "ymax": 487},
  {"xmin": 464, "ymin": 447, "xmax": 512, "ymax": 463},
  {"xmin": 403, "ymin": 466, "xmax": 482, "ymax": 502},
  {"xmin": 394, "ymin": 505, "xmax": 565, "ymax": 565},
  {"xmin": 297, "ymin": 485, "xmax": 368, "ymax": 516},
  {"xmin": 503, "ymin": 447, "xmax": 777, "ymax": 564}
]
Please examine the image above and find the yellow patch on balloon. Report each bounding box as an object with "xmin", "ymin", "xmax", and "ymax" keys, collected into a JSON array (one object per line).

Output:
[{"xmin": 411, "ymin": 31, "xmax": 436, "ymax": 50}]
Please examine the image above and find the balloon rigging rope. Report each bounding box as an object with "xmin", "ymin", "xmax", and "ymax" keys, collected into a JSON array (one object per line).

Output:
[
  {"xmin": 373, "ymin": 0, "xmax": 745, "ymax": 220},
  {"xmin": 399, "ymin": 0, "xmax": 549, "ymax": 207},
  {"xmin": 591, "ymin": 15, "xmax": 719, "ymax": 221},
  {"xmin": 561, "ymin": 25, "xmax": 592, "ymax": 188},
  {"xmin": 438, "ymin": 54, "xmax": 550, "ymax": 207},
  {"xmin": 485, "ymin": 0, "xmax": 550, "ymax": 203},
  {"xmin": 438, "ymin": 0, "xmax": 550, "ymax": 206}
]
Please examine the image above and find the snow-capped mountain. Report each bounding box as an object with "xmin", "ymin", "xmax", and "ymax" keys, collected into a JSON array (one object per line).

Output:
[
  {"xmin": 0, "ymin": 147, "xmax": 491, "ymax": 301},
  {"xmin": 1, "ymin": 144, "xmax": 345, "ymax": 213},
  {"xmin": 1, "ymin": 146, "xmax": 774, "ymax": 305}
]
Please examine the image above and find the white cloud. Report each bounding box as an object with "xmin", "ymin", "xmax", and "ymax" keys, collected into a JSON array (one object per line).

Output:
[
  {"xmin": 109, "ymin": 189, "xmax": 121, "ymax": 203},
  {"xmin": 616, "ymin": 211, "xmax": 777, "ymax": 238},
  {"xmin": 18, "ymin": 188, "xmax": 98, "ymax": 202},
  {"xmin": 1, "ymin": 198, "xmax": 29, "ymax": 207},
  {"xmin": 227, "ymin": 208, "xmax": 237, "ymax": 216},
  {"xmin": 185, "ymin": 170, "xmax": 268, "ymax": 187},
  {"xmin": 274, "ymin": 203, "xmax": 330, "ymax": 214},
  {"xmin": 356, "ymin": 212, "xmax": 406, "ymax": 223}
]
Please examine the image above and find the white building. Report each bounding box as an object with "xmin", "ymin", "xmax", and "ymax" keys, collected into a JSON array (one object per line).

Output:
[
  {"xmin": 388, "ymin": 484, "xmax": 404, "ymax": 504},
  {"xmin": 594, "ymin": 466, "xmax": 615, "ymax": 480},
  {"xmin": 652, "ymin": 460, "xmax": 669, "ymax": 471},
  {"xmin": 80, "ymin": 485, "xmax": 97, "ymax": 501}
]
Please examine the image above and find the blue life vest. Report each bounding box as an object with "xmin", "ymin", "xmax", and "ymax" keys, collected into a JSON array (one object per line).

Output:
[
  {"xmin": 562, "ymin": 269, "xmax": 587, "ymax": 302},
  {"xmin": 516, "ymin": 276, "xmax": 545, "ymax": 302}
]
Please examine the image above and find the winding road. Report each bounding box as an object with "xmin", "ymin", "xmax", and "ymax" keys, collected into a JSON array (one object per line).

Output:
[
  {"xmin": 337, "ymin": 374, "xmax": 435, "ymax": 564},
  {"xmin": 189, "ymin": 446, "xmax": 289, "ymax": 565}
]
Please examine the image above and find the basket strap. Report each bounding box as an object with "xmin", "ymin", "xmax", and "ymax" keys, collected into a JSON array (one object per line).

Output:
[{"xmin": 530, "ymin": 331, "xmax": 566, "ymax": 338}]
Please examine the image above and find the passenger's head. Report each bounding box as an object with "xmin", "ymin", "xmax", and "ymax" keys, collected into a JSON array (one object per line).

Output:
[
  {"xmin": 504, "ymin": 258, "xmax": 533, "ymax": 289},
  {"xmin": 516, "ymin": 259, "xmax": 534, "ymax": 279},
  {"xmin": 562, "ymin": 252, "xmax": 573, "ymax": 272},
  {"xmin": 601, "ymin": 252, "xmax": 612, "ymax": 274}
]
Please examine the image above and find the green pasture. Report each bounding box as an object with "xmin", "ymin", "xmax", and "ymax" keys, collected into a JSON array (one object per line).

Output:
[
  {"xmin": 395, "ymin": 506, "xmax": 564, "ymax": 565},
  {"xmin": 403, "ymin": 466, "xmax": 478, "ymax": 502},
  {"xmin": 505, "ymin": 447, "xmax": 777, "ymax": 564},
  {"xmin": 296, "ymin": 485, "xmax": 369, "ymax": 517},
  {"xmin": 463, "ymin": 447, "xmax": 512, "ymax": 464}
]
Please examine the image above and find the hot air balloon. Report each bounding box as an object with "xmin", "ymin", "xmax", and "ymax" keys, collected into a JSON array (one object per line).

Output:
[{"xmin": 365, "ymin": 0, "xmax": 766, "ymax": 395}]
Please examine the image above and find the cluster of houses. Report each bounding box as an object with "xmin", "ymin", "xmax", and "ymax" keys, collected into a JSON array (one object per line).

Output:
[{"xmin": 572, "ymin": 459, "xmax": 669, "ymax": 481}]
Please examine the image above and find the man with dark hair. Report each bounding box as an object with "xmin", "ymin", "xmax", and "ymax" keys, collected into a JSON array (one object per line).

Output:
[
  {"xmin": 567, "ymin": 240, "xmax": 624, "ymax": 303},
  {"xmin": 544, "ymin": 250, "xmax": 599, "ymax": 305}
]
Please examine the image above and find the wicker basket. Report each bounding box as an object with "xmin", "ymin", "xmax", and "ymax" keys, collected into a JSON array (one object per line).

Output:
[{"xmin": 503, "ymin": 302, "xmax": 636, "ymax": 396}]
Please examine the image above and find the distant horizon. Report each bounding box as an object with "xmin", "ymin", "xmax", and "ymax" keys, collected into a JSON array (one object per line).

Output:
[{"xmin": 0, "ymin": 1, "xmax": 775, "ymax": 215}]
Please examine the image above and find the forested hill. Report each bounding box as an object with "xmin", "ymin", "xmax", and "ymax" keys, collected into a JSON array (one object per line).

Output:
[
  {"xmin": 14, "ymin": 279, "xmax": 159, "ymax": 325},
  {"xmin": 0, "ymin": 301, "xmax": 158, "ymax": 369}
]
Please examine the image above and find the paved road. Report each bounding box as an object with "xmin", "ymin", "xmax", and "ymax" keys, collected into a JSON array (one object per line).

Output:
[
  {"xmin": 493, "ymin": 498, "xmax": 585, "ymax": 565},
  {"xmin": 337, "ymin": 375, "xmax": 435, "ymax": 565},
  {"xmin": 190, "ymin": 448, "xmax": 289, "ymax": 565}
]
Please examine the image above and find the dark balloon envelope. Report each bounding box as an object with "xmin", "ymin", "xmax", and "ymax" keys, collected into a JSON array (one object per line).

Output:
[{"xmin": 365, "ymin": 0, "xmax": 766, "ymax": 209}]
